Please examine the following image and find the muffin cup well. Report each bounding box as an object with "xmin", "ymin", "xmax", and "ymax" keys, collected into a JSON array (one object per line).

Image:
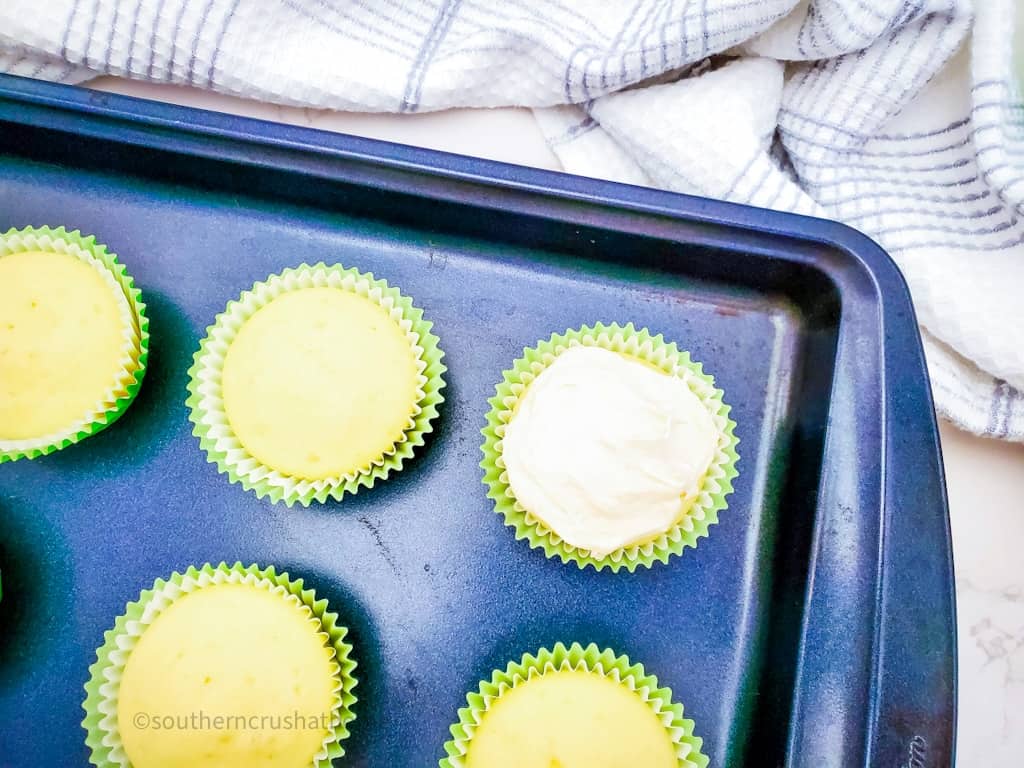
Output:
[
  {"xmin": 186, "ymin": 262, "xmax": 446, "ymax": 506},
  {"xmin": 0, "ymin": 226, "xmax": 149, "ymax": 462},
  {"xmin": 481, "ymin": 322, "xmax": 739, "ymax": 572},
  {"xmin": 81, "ymin": 562, "xmax": 358, "ymax": 768},
  {"xmin": 440, "ymin": 641, "xmax": 708, "ymax": 768}
]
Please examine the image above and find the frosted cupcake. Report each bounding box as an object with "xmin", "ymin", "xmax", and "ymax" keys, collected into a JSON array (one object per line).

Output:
[
  {"xmin": 187, "ymin": 263, "xmax": 446, "ymax": 506},
  {"xmin": 441, "ymin": 642, "xmax": 707, "ymax": 768},
  {"xmin": 82, "ymin": 563, "xmax": 358, "ymax": 768},
  {"xmin": 481, "ymin": 323, "xmax": 738, "ymax": 572},
  {"xmin": 0, "ymin": 226, "xmax": 148, "ymax": 462}
]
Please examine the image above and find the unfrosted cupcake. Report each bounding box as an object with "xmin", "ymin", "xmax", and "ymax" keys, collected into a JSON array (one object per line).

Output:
[
  {"xmin": 481, "ymin": 323, "xmax": 739, "ymax": 572},
  {"xmin": 0, "ymin": 226, "xmax": 148, "ymax": 462},
  {"xmin": 187, "ymin": 263, "xmax": 446, "ymax": 506},
  {"xmin": 441, "ymin": 642, "xmax": 707, "ymax": 768},
  {"xmin": 82, "ymin": 563, "xmax": 358, "ymax": 768}
]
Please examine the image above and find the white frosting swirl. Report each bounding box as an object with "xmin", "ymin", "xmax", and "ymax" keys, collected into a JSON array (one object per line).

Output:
[{"xmin": 501, "ymin": 345, "xmax": 718, "ymax": 557}]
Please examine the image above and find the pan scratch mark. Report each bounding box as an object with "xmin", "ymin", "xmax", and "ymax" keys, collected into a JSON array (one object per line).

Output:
[
  {"xmin": 357, "ymin": 515, "xmax": 400, "ymax": 575},
  {"xmin": 427, "ymin": 245, "xmax": 448, "ymax": 270}
]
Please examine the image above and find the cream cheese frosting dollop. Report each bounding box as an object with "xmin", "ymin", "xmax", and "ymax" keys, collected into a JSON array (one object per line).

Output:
[{"xmin": 501, "ymin": 344, "xmax": 719, "ymax": 557}]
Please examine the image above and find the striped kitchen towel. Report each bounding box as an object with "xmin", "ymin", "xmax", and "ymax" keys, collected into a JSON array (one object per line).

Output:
[{"xmin": 1, "ymin": 0, "xmax": 1021, "ymax": 440}]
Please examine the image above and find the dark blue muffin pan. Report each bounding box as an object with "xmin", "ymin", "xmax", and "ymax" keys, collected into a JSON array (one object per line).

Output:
[{"xmin": 0, "ymin": 74, "xmax": 955, "ymax": 767}]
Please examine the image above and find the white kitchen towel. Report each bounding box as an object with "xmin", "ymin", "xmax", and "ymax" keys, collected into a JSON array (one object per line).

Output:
[{"xmin": 1, "ymin": 0, "xmax": 1021, "ymax": 440}]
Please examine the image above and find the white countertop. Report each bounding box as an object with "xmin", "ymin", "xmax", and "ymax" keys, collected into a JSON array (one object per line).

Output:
[{"xmin": 88, "ymin": 76, "xmax": 1024, "ymax": 767}]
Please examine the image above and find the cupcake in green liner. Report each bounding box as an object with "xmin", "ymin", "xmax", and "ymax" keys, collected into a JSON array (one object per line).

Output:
[
  {"xmin": 441, "ymin": 642, "xmax": 707, "ymax": 768},
  {"xmin": 0, "ymin": 226, "xmax": 149, "ymax": 462},
  {"xmin": 82, "ymin": 562, "xmax": 358, "ymax": 768},
  {"xmin": 186, "ymin": 262, "xmax": 446, "ymax": 506},
  {"xmin": 481, "ymin": 322, "xmax": 739, "ymax": 572}
]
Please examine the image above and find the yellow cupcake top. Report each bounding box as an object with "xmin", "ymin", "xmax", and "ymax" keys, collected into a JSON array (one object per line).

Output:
[
  {"xmin": 221, "ymin": 286, "xmax": 420, "ymax": 480},
  {"xmin": 117, "ymin": 582, "xmax": 338, "ymax": 768},
  {"xmin": 465, "ymin": 669, "xmax": 677, "ymax": 768},
  {"xmin": 0, "ymin": 250, "xmax": 135, "ymax": 441}
]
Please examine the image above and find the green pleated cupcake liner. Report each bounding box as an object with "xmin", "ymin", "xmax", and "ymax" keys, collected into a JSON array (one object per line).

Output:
[
  {"xmin": 441, "ymin": 641, "xmax": 708, "ymax": 768},
  {"xmin": 481, "ymin": 322, "xmax": 739, "ymax": 572},
  {"xmin": 82, "ymin": 561, "xmax": 358, "ymax": 768},
  {"xmin": 186, "ymin": 262, "xmax": 446, "ymax": 506},
  {"xmin": 0, "ymin": 226, "xmax": 149, "ymax": 463}
]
